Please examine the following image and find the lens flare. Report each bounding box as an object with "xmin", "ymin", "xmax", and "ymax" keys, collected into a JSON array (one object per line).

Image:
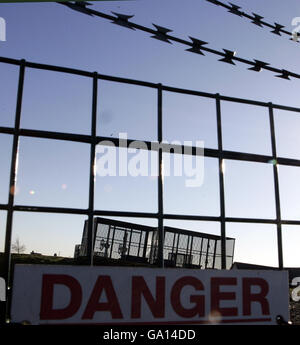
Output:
[
  {"xmin": 10, "ymin": 186, "xmax": 19, "ymax": 196},
  {"xmin": 208, "ymin": 310, "xmax": 222, "ymax": 324}
]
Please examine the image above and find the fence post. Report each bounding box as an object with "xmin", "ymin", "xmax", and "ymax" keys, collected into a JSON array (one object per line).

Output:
[
  {"xmin": 2, "ymin": 59, "xmax": 25, "ymax": 324},
  {"xmin": 268, "ymin": 103, "xmax": 283, "ymax": 269},
  {"xmin": 216, "ymin": 94, "xmax": 227, "ymax": 269},
  {"xmin": 157, "ymin": 83, "xmax": 164, "ymax": 268},
  {"xmin": 87, "ymin": 72, "xmax": 98, "ymax": 265}
]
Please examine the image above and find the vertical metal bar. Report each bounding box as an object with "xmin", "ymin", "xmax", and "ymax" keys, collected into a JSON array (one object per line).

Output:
[
  {"xmin": 175, "ymin": 233, "xmax": 180, "ymax": 254},
  {"xmin": 109, "ymin": 225, "xmax": 116, "ymax": 259},
  {"xmin": 157, "ymin": 83, "xmax": 164, "ymax": 267},
  {"xmin": 186, "ymin": 235, "xmax": 190, "ymax": 257},
  {"xmin": 205, "ymin": 239, "xmax": 210, "ymax": 269},
  {"xmin": 268, "ymin": 103, "xmax": 283, "ymax": 269},
  {"xmin": 92, "ymin": 220, "xmax": 99, "ymax": 257},
  {"xmin": 127, "ymin": 227, "xmax": 133, "ymax": 257},
  {"xmin": 189, "ymin": 236, "xmax": 194, "ymax": 265},
  {"xmin": 185, "ymin": 235, "xmax": 190, "ymax": 265},
  {"xmin": 231, "ymin": 239, "xmax": 236, "ymax": 268},
  {"xmin": 149, "ymin": 231, "xmax": 154, "ymax": 263},
  {"xmin": 174, "ymin": 233, "xmax": 180, "ymax": 266},
  {"xmin": 3, "ymin": 60, "xmax": 25, "ymax": 323},
  {"xmin": 199, "ymin": 237, "xmax": 204, "ymax": 267},
  {"xmin": 137, "ymin": 230, "xmax": 143, "ymax": 257},
  {"xmin": 123, "ymin": 229, "xmax": 128, "ymax": 259},
  {"xmin": 171, "ymin": 231, "xmax": 176, "ymax": 255},
  {"xmin": 212, "ymin": 239, "xmax": 217, "ymax": 269},
  {"xmin": 105, "ymin": 224, "xmax": 111, "ymax": 258},
  {"xmin": 143, "ymin": 230, "xmax": 149, "ymax": 258},
  {"xmin": 87, "ymin": 72, "xmax": 98, "ymax": 265},
  {"xmin": 106, "ymin": 224, "xmax": 111, "ymax": 243},
  {"xmin": 216, "ymin": 94, "xmax": 227, "ymax": 269}
]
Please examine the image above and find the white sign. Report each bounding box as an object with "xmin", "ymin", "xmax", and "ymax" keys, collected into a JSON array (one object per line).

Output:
[{"xmin": 11, "ymin": 265, "xmax": 289, "ymax": 325}]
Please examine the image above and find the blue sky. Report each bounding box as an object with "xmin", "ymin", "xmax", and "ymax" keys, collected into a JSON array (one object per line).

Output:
[{"xmin": 1, "ymin": 0, "xmax": 300, "ymax": 267}]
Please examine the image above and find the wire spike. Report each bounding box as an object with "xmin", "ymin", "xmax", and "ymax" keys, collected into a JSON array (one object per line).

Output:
[
  {"xmin": 77, "ymin": 1, "xmax": 93, "ymax": 5},
  {"xmin": 151, "ymin": 24, "xmax": 173, "ymax": 43},
  {"xmin": 275, "ymin": 70, "xmax": 291, "ymax": 80},
  {"xmin": 228, "ymin": 2, "xmax": 243, "ymax": 17},
  {"xmin": 251, "ymin": 13, "xmax": 264, "ymax": 27},
  {"xmin": 218, "ymin": 49, "xmax": 236, "ymax": 65},
  {"xmin": 248, "ymin": 59, "xmax": 269, "ymax": 72},
  {"xmin": 62, "ymin": 1, "xmax": 93, "ymax": 16},
  {"xmin": 186, "ymin": 37, "xmax": 208, "ymax": 55},
  {"xmin": 111, "ymin": 12, "xmax": 135, "ymax": 30},
  {"xmin": 271, "ymin": 23, "xmax": 285, "ymax": 36},
  {"xmin": 205, "ymin": 0, "xmax": 222, "ymax": 5},
  {"xmin": 152, "ymin": 24, "xmax": 172, "ymax": 34}
]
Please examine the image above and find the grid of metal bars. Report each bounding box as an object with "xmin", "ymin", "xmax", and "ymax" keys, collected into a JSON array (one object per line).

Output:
[{"xmin": 1, "ymin": 55, "xmax": 300, "ymax": 319}]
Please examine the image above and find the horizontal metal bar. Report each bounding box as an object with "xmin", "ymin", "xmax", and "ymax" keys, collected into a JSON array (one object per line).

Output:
[
  {"xmin": 1, "ymin": 56, "xmax": 300, "ymax": 113},
  {"xmin": 0, "ymin": 127, "xmax": 14, "ymax": 135},
  {"xmin": 8, "ymin": 204, "xmax": 300, "ymax": 225},
  {"xmin": 0, "ymin": 126, "xmax": 92, "ymax": 143},
  {"xmin": 96, "ymin": 136, "xmax": 153, "ymax": 150},
  {"xmin": 0, "ymin": 56, "xmax": 22, "ymax": 66},
  {"xmin": 0, "ymin": 204, "xmax": 8, "ymax": 211},
  {"xmin": 225, "ymin": 217, "xmax": 277, "ymax": 224},
  {"xmin": 222, "ymin": 150, "xmax": 272, "ymax": 163},
  {"xmin": 96, "ymin": 74, "xmax": 158, "ymax": 89},
  {"xmin": 25, "ymin": 61, "xmax": 94, "ymax": 78},
  {"xmin": 164, "ymin": 214, "xmax": 221, "ymax": 222},
  {"xmin": 162, "ymin": 85, "xmax": 218, "ymax": 100},
  {"xmin": 0, "ymin": 56, "xmax": 157, "ymax": 88},
  {"xmin": 93, "ymin": 210, "xmax": 158, "ymax": 218},
  {"xmin": 13, "ymin": 205, "xmax": 89, "ymax": 215},
  {"xmin": 159, "ymin": 86, "xmax": 300, "ymax": 114},
  {"xmin": 281, "ymin": 220, "xmax": 300, "ymax": 225},
  {"xmin": 13, "ymin": 206, "xmax": 158, "ymax": 219},
  {"xmin": 277, "ymin": 157, "xmax": 300, "ymax": 167},
  {"xmin": 20, "ymin": 128, "xmax": 92, "ymax": 144},
  {"xmin": 162, "ymin": 85, "xmax": 275, "ymax": 108},
  {"xmin": 271, "ymin": 103, "xmax": 300, "ymax": 114},
  {"xmin": 219, "ymin": 95, "xmax": 280, "ymax": 109},
  {"xmin": 219, "ymin": 96, "xmax": 300, "ymax": 113},
  {"xmin": 4, "ymin": 127, "xmax": 300, "ymax": 167}
]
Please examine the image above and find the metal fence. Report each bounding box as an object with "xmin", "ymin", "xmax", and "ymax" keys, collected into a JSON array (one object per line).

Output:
[
  {"xmin": 79, "ymin": 217, "xmax": 235, "ymax": 269},
  {"xmin": 1, "ymin": 55, "xmax": 300, "ymax": 319}
]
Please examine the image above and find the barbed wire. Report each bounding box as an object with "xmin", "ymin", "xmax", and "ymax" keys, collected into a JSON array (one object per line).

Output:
[
  {"xmin": 206, "ymin": 0, "xmax": 300, "ymax": 43},
  {"xmin": 57, "ymin": 1, "xmax": 299, "ymax": 81}
]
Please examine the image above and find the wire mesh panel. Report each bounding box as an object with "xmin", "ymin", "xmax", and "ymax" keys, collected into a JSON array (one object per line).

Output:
[{"xmin": 1, "ymin": 56, "xmax": 300, "ymax": 322}]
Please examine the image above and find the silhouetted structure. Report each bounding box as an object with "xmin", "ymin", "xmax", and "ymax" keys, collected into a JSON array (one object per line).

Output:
[{"xmin": 76, "ymin": 217, "xmax": 235, "ymax": 269}]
